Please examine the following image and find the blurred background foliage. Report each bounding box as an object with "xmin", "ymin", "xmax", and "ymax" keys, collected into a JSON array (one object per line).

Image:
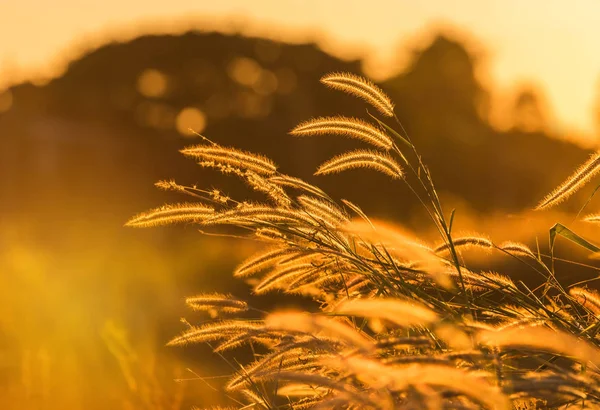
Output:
[{"xmin": 2, "ymin": 29, "xmax": 600, "ymax": 408}]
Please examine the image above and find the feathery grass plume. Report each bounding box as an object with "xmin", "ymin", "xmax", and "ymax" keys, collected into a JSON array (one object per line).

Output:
[
  {"xmin": 381, "ymin": 356, "xmax": 449, "ymax": 366},
  {"xmin": 287, "ymin": 273, "xmax": 347, "ymax": 296},
  {"xmin": 154, "ymin": 179, "xmax": 186, "ymax": 193},
  {"xmin": 375, "ymin": 336, "xmax": 433, "ymax": 349},
  {"xmin": 125, "ymin": 203, "xmax": 214, "ymax": 228},
  {"xmin": 254, "ymin": 227, "xmax": 287, "ymax": 241},
  {"xmin": 477, "ymin": 326, "xmax": 600, "ymax": 366},
  {"xmin": 284, "ymin": 266, "xmax": 342, "ymax": 292},
  {"xmin": 203, "ymin": 204, "xmax": 314, "ymax": 226},
  {"xmin": 434, "ymin": 234, "xmax": 493, "ymax": 254},
  {"xmin": 185, "ymin": 293, "xmax": 248, "ymax": 313},
  {"xmin": 285, "ymin": 268, "xmax": 330, "ymax": 290},
  {"xmin": 478, "ymin": 271, "xmax": 517, "ymax": 291},
  {"xmin": 212, "ymin": 331, "xmax": 259, "ymax": 352},
  {"xmin": 583, "ymin": 213, "xmax": 600, "ymax": 223},
  {"xmin": 325, "ymin": 356, "xmax": 511, "ymax": 410},
  {"xmin": 181, "ymin": 144, "xmax": 278, "ymax": 176},
  {"xmin": 297, "ymin": 195, "xmax": 348, "ymax": 227},
  {"xmin": 510, "ymin": 373, "xmax": 590, "ymax": 402},
  {"xmin": 265, "ymin": 311, "xmax": 374, "ymax": 352},
  {"xmin": 133, "ymin": 72, "xmax": 600, "ymax": 409},
  {"xmin": 269, "ymin": 175, "xmax": 328, "ymax": 198},
  {"xmin": 234, "ymin": 247, "xmax": 295, "ymax": 278},
  {"xmin": 434, "ymin": 324, "xmax": 472, "ymax": 350},
  {"xmin": 254, "ymin": 263, "xmax": 318, "ymax": 294},
  {"xmin": 570, "ymin": 287, "xmax": 600, "ymax": 316},
  {"xmin": 335, "ymin": 298, "xmax": 437, "ymax": 328},
  {"xmin": 290, "ymin": 116, "xmax": 393, "ymax": 150},
  {"xmin": 277, "ymin": 250, "xmax": 324, "ymax": 266},
  {"xmin": 227, "ymin": 350, "xmax": 329, "ymax": 391},
  {"xmin": 166, "ymin": 320, "xmax": 264, "ymax": 346},
  {"xmin": 277, "ymin": 383, "xmax": 329, "ymax": 397},
  {"xmin": 445, "ymin": 268, "xmax": 517, "ymax": 293},
  {"xmin": 535, "ymin": 152, "xmax": 600, "ymax": 210},
  {"xmin": 244, "ymin": 171, "xmax": 291, "ymax": 207},
  {"xmin": 267, "ymin": 372, "xmax": 370, "ymax": 406},
  {"xmin": 444, "ymin": 267, "xmax": 493, "ymax": 292},
  {"xmin": 495, "ymin": 317, "xmax": 548, "ymax": 332},
  {"xmin": 226, "ymin": 347, "xmax": 325, "ymax": 389},
  {"xmin": 320, "ymin": 72, "xmax": 394, "ymax": 117},
  {"xmin": 315, "ymin": 149, "xmax": 403, "ymax": 179},
  {"xmin": 499, "ymin": 241, "xmax": 536, "ymax": 258},
  {"xmin": 344, "ymin": 220, "xmax": 451, "ymax": 288}
]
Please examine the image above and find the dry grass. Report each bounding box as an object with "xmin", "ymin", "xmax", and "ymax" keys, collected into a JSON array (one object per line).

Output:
[{"xmin": 130, "ymin": 72, "xmax": 600, "ymax": 409}]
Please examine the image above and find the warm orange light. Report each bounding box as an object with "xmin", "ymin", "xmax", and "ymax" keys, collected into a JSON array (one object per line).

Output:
[
  {"xmin": 176, "ymin": 107, "xmax": 207, "ymax": 136},
  {"xmin": 0, "ymin": 89, "xmax": 13, "ymax": 113},
  {"xmin": 136, "ymin": 69, "xmax": 169, "ymax": 98}
]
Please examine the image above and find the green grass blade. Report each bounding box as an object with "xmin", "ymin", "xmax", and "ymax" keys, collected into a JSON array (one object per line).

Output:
[{"xmin": 549, "ymin": 223, "xmax": 600, "ymax": 252}]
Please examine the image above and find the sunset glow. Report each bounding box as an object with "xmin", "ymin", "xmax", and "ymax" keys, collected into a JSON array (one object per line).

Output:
[{"xmin": 2, "ymin": 0, "xmax": 600, "ymax": 138}]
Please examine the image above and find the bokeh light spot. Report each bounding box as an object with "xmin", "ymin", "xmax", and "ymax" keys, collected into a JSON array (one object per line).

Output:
[
  {"xmin": 228, "ymin": 57, "xmax": 262, "ymax": 87},
  {"xmin": 253, "ymin": 70, "xmax": 279, "ymax": 96},
  {"xmin": 136, "ymin": 69, "xmax": 168, "ymax": 98},
  {"xmin": 176, "ymin": 107, "xmax": 207, "ymax": 137}
]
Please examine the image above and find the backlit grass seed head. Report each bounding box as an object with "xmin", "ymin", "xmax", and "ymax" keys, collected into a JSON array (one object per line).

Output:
[
  {"xmin": 434, "ymin": 234, "xmax": 493, "ymax": 254},
  {"xmin": 185, "ymin": 293, "xmax": 248, "ymax": 313},
  {"xmin": 254, "ymin": 263, "xmax": 318, "ymax": 294},
  {"xmin": 254, "ymin": 227, "xmax": 287, "ymax": 241},
  {"xmin": 265, "ymin": 311, "xmax": 374, "ymax": 352},
  {"xmin": 324, "ymin": 356, "xmax": 510, "ymax": 410},
  {"xmin": 234, "ymin": 247, "xmax": 295, "ymax": 277},
  {"xmin": 297, "ymin": 195, "xmax": 348, "ymax": 227},
  {"xmin": 154, "ymin": 179, "xmax": 186, "ymax": 193},
  {"xmin": 264, "ymin": 372, "xmax": 364, "ymax": 404},
  {"xmin": 583, "ymin": 213, "xmax": 600, "ymax": 223},
  {"xmin": 445, "ymin": 267, "xmax": 515, "ymax": 293},
  {"xmin": 244, "ymin": 171, "xmax": 291, "ymax": 207},
  {"xmin": 335, "ymin": 298, "xmax": 438, "ymax": 328},
  {"xmin": 181, "ymin": 145, "xmax": 278, "ymax": 176},
  {"xmin": 291, "ymin": 116, "xmax": 393, "ymax": 150},
  {"xmin": 315, "ymin": 150, "xmax": 403, "ymax": 179},
  {"xmin": 499, "ymin": 241, "xmax": 536, "ymax": 258},
  {"xmin": 203, "ymin": 205, "xmax": 314, "ymax": 226},
  {"xmin": 535, "ymin": 152, "xmax": 600, "ymax": 210},
  {"xmin": 167, "ymin": 320, "xmax": 263, "ymax": 346},
  {"xmin": 375, "ymin": 336, "xmax": 433, "ymax": 349},
  {"xmin": 227, "ymin": 350, "xmax": 329, "ymax": 391},
  {"xmin": 320, "ymin": 72, "xmax": 394, "ymax": 117},
  {"xmin": 344, "ymin": 220, "xmax": 449, "ymax": 287},
  {"xmin": 269, "ymin": 175, "xmax": 328, "ymax": 198},
  {"xmin": 479, "ymin": 271, "xmax": 517, "ymax": 290},
  {"xmin": 125, "ymin": 203, "xmax": 214, "ymax": 227},
  {"xmin": 570, "ymin": 287, "xmax": 600, "ymax": 316},
  {"xmin": 276, "ymin": 383, "xmax": 329, "ymax": 397},
  {"xmin": 477, "ymin": 326, "xmax": 600, "ymax": 367},
  {"xmin": 435, "ymin": 324, "xmax": 472, "ymax": 350}
]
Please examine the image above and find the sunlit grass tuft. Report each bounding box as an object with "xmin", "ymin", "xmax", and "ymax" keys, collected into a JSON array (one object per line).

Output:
[{"xmin": 131, "ymin": 72, "xmax": 600, "ymax": 409}]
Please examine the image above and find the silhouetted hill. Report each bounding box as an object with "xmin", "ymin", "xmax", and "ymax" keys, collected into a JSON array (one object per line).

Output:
[{"xmin": 0, "ymin": 30, "xmax": 591, "ymax": 227}]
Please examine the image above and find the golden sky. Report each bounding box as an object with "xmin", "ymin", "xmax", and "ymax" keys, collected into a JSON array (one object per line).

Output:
[{"xmin": 2, "ymin": 0, "xmax": 600, "ymax": 138}]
